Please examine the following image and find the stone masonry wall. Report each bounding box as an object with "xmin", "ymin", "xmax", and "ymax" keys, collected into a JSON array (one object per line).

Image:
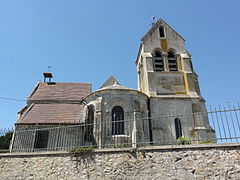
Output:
[{"xmin": 0, "ymin": 144, "xmax": 239, "ymax": 180}]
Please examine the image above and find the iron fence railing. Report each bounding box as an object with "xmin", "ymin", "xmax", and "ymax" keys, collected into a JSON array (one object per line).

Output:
[
  {"xmin": 2, "ymin": 104, "xmax": 240, "ymax": 152},
  {"xmin": 209, "ymin": 104, "xmax": 240, "ymax": 143}
]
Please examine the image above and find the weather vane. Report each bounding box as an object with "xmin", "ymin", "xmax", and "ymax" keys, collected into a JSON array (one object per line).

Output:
[
  {"xmin": 47, "ymin": 65, "xmax": 52, "ymax": 72},
  {"xmin": 151, "ymin": 16, "xmax": 156, "ymax": 25}
]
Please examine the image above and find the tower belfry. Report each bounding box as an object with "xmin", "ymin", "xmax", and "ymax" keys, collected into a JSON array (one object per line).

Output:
[
  {"xmin": 135, "ymin": 19, "xmax": 215, "ymax": 142},
  {"xmin": 136, "ymin": 18, "xmax": 199, "ymax": 97}
]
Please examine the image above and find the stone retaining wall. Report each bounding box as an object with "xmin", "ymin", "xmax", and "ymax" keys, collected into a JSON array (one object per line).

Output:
[{"xmin": 0, "ymin": 143, "xmax": 240, "ymax": 180}]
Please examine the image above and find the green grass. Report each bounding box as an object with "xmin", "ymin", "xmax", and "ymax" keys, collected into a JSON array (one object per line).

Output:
[
  {"xmin": 69, "ymin": 146, "xmax": 96, "ymax": 154},
  {"xmin": 199, "ymin": 140, "xmax": 215, "ymax": 144}
]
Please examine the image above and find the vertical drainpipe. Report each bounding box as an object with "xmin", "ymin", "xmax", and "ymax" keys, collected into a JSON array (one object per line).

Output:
[{"xmin": 147, "ymin": 98, "xmax": 153, "ymax": 144}]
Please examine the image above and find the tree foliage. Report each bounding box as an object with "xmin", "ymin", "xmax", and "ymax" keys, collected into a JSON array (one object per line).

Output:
[{"xmin": 0, "ymin": 131, "xmax": 13, "ymax": 149}]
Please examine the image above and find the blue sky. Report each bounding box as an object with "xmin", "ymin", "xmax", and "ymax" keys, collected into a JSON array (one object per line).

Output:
[{"xmin": 1, "ymin": 0, "xmax": 240, "ymax": 128}]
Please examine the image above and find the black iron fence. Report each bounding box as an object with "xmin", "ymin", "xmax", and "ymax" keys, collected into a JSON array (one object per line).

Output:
[
  {"xmin": 209, "ymin": 103, "xmax": 240, "ymax": 143},
  {"xmin": 2, "ymin": 104, "xmax": 240, "ymax": 152}
]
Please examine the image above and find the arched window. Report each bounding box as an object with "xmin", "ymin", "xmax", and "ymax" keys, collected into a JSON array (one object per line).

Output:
[
  {"xmin": 175, "ymin": 118, "xmax": 182, "ymax": 139},
  {"xmin": 84, "ymin": 105, "xmax": 94, "ymax": 142},
  {"xmin": 112, "ymin": 106, "xmax": 124, "ymax": 135},
  {"xmin": 154, "ymin": 51, "xmax": 164, "ymax": 71},
  {"xmin": 168, "ymin": 51, "xmax": 178, "ymax": 71},
  {"xmin": 159, "ymin": 26, "xmax": 165, "ymax": 38}
]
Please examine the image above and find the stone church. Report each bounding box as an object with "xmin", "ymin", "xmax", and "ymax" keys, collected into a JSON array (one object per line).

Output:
[{"xmin": 11, "ymin": 19, "xmax": 215, "ymax": 152}]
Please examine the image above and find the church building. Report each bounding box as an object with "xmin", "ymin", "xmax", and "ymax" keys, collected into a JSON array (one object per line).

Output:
[{"xmin": 11, "ymin": 19, "xmax": 215, "ymax": 152}]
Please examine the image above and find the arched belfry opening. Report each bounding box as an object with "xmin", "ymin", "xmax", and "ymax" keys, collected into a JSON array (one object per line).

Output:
[
  {"xmin": 168, "ymin": 51, "xmax": 177, "ymax": 71},
  {"xmin": 153, "ymin": 51, "xmax": 164, "ymax": 71}
]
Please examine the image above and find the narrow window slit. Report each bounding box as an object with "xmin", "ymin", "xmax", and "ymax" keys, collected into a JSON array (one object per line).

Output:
[{"xmin": 159, "ymin": 26, "xmax": 165, "ymax": 38}]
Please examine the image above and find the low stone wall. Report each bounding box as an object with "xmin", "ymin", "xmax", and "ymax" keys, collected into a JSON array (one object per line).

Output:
[{"xmin": 0, "ymin": 143, "xmax": 240, "ymax": 180}]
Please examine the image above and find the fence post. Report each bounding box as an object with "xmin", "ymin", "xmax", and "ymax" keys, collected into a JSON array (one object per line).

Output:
[
  {"xmin": 132, "ymin": 111, "xmax": 137, "ymax": 148},
  {"xmin": 9, "ymin": 128, "xmax": 15, "ymax": 153},
  {"xmin": 54, "ymin": 124, "xmax": 60, "ymax": 150},
  {"xmin": 31, "ymin": 128, "xmax": 37, "ymax": 152}
]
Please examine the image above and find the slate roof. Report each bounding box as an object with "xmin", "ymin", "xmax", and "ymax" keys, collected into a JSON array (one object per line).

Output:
[
  {"xmin": 28, "ymin": 82, "xmax": 92, "ymax": 101},
  {"xmin": 17, "ymin": 104, "xmax": 85, "ymax": 124}
]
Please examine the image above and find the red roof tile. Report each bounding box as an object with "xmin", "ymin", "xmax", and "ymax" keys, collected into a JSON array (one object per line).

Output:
[
  {"xmin": 28, "ymin": 82, "xmax": 92, "ymax": 101},
  {"xmin": 17, "ymin": 104, "xmax": 85, "ymax": 124}
]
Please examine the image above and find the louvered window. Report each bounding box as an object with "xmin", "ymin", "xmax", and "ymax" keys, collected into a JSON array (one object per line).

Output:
[
  {"xmin": 168, "ymin": 51, "xmax": 178, "ymax": 71},
  {"xmin": 154, "ymin": 51, "xmax": 164, "ymax": 71}
]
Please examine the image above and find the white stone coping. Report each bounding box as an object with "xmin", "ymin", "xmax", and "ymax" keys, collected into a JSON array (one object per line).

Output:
[
  {"xmin": 1, "ymin": 143, "xmax": 239, "ymax": 158},
  {"xmin": 180, "ymin": 53, "xmax": 189, "ymax": 59},
  {"xmin": 143, "ymin": 52, "xmax": 152, "ymax": 58}
]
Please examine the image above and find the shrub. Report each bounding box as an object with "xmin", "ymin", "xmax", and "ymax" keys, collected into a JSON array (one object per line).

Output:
[{"xmin": 177, "ymin": 136, "xmax": 191, "ymax": 145}]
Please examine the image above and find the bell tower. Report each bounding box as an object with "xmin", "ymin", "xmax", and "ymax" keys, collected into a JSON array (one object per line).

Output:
[
  {"xmin": 135, "ymin": 19, "xmax": 215, "ymax": 143},
  {"xmin": 136, "ymin": 19, "xmax": 200, "ymax": 97}
]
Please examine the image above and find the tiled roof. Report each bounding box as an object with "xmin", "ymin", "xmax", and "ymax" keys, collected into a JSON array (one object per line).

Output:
[
  {"xmin": 17, "ymin": 104, "xmax": 85, "ymax": 124},
  {"xmin": 28, "ymin": 82, "xmax": 92, "ymax": 101}
]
